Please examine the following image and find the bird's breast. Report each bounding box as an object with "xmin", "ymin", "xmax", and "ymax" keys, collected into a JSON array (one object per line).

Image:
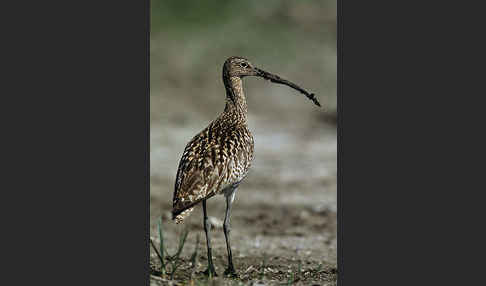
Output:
[{"xmin": 219, "ymin": 125, "xmax": 254, "ymax": 186}]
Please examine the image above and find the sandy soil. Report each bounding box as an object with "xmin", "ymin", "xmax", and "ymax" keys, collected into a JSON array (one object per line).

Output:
[{"xmin": 150, "ymin": 90, "xmax": 337, "ymax": 285}]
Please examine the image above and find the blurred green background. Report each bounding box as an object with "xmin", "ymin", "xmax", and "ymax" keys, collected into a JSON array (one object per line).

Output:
[{"xmin": 151, "ymin": 0, "xmax": 336, "ymax": 123}]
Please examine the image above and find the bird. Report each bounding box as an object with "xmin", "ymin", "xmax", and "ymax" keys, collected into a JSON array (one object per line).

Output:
[{"xmin": 171, "ymin": 56, "xmax": 320, "ymax": 277}]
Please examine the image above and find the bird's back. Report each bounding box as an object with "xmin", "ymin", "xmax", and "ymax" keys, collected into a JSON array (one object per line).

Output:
[{"xmin": 172, "ymin": 115, "xmax": 254, "ymax": 223}]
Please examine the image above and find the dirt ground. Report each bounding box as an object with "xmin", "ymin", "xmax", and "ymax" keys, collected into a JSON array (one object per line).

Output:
[{"xmin": 150, "ymin": 91, "xmax": 337, "ymax": 285}]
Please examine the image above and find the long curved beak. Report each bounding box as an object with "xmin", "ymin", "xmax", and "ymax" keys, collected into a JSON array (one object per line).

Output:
[{"xmin": 254, "ymin": 67, "xmax": 321, "ymax": 107}]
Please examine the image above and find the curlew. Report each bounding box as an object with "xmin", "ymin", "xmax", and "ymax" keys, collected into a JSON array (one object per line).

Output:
[{"xmin": 171, "ymin": 56, "xmax": 320, "ymax": 277}]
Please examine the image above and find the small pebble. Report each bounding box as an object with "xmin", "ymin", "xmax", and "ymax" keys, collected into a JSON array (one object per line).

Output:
[
  {"xmin": 245, "ymin": 265, "xmax": 256, "ymax": 273},
  {"xmin": 299, "ymin": 210, "xmax": 310, "ymax": 219},
  {"xmin": 208, "ymin": 216, "xmax": 223, "ymax": 228}
]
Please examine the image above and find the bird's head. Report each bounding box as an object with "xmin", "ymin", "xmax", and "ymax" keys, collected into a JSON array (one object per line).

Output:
[
  {"xmin": 223, "ymin": 56, "xmax": 321, "ymax": 107},
  {"xmin": 223, "ymin": 56, "xmax": 259, "ymax": 77}
]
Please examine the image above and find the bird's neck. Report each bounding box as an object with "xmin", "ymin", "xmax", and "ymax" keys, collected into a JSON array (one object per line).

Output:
[{"xmin": 223, "ymin": 76, "xmax": 248, "ymax": 123}]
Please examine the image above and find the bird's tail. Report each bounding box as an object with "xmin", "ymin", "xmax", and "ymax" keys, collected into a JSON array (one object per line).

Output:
[{"xmin": 173, "ymin": 207, "xmax": 194, "ymax": 224}]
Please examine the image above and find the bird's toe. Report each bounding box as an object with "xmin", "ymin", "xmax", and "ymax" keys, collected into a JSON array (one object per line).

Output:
[
  {"xmin": 223, "ymin": 267, "xmax": 238, "ymax": 278},
  {"xmin": 203, "ymin": 267, "xmax": 218, "ymax": 277}
]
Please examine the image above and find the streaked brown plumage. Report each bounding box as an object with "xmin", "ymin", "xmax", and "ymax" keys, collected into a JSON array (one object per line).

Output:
[
  {"xmin": 172, "ymin": 61, "xmax": 255, "ymax": 224},
  {"xmin": 171, "ymin": 56, "xmax": 319, "ymax": 277}
]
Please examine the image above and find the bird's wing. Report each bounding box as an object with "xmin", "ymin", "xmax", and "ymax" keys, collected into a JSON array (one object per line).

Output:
[
  {"xmin": 172, "ymin": 127, "xmax": 230, "ymax": 217},
  {"xmin": 172, "ymin": 121, "xmax": 253, "ymax": 217}
]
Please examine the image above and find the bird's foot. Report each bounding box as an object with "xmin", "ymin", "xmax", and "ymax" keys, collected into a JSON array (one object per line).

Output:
[
  {"xmin": 203, "ymin": 266, "xmax": 218, "ymax": 278},
  {"xmin": 223, "ymin": 267, "xmax": 238, "ymax": 278}
]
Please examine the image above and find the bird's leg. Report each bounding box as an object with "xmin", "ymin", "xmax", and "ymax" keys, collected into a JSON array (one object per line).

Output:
[
  {"xmin": 223, "ymin": 189, "xmax": 238, "ymax": 277},
  {"xmin": 202, "ymin": 200, "xmax": 217, "ymax": 277}
]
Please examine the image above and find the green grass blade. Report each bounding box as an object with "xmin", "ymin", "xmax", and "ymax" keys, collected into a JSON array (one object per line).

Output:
[
  {"xmin": 297, "ymin": 260, "xmax": 302, "ymax": 279},
  {"xmin": 158, "ymin": 217, "xmax": 166, "ymax": 274},
  {"xmin": 260, "ymin": 253, "xmax": 267, "ymax": 280},
  {"xmin": 287, "ymin": 271, "xmax": 294, "ymax": 285},
  {"xmin": 174, "ymin": 228, "xmax": 189, "ymax": 259},
  {"xmin": 150, "ymin": 238, "xmax": 163, "ymax": 264},
  {"xmin": 170, "ymin": 227, "xmax": 190, "ymax": 280},
  {"xmin": 190, "ymin": 234, "xmax": 200, "ymax": 267}
]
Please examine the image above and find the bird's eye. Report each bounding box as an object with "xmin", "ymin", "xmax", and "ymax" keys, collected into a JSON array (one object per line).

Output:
[{"xmin": 240, "ymin": 62, "xmax": 248, "ymax": 68}]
